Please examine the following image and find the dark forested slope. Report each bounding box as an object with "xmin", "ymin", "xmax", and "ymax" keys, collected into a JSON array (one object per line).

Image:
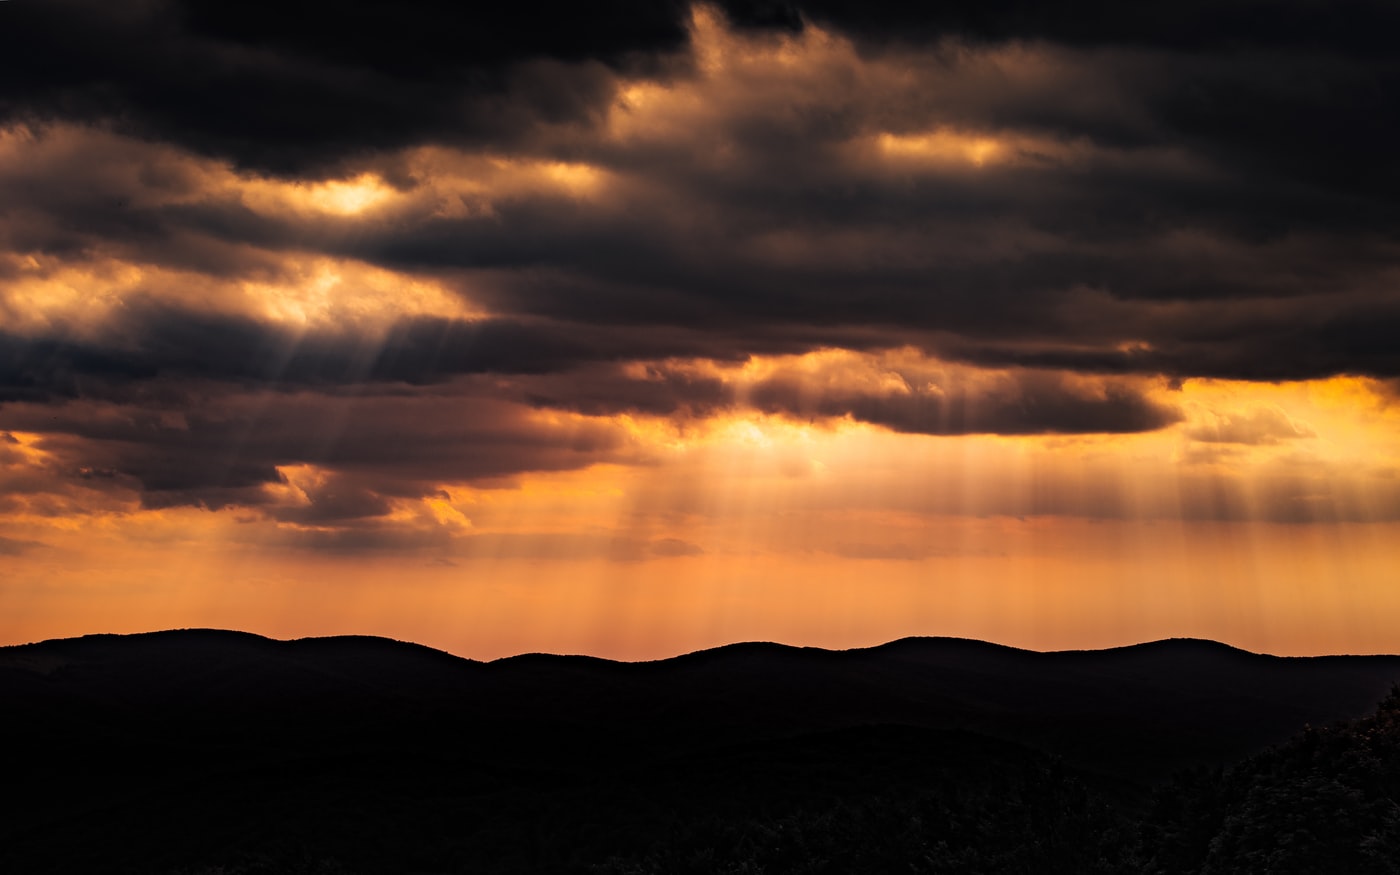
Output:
[{"xmin": 3, "ymin": 630, "xmax": 1398, "ymax": 873}]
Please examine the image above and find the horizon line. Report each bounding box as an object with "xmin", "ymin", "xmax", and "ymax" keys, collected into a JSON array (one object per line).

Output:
[{"xmin": 6, "ymin": 626, "xmax": 1399, "ymax": 664}]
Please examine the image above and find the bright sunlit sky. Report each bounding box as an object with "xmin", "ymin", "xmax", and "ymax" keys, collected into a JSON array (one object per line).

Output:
[{"xmin": 4, "ymin": 2, "xmax": 1400, "ymax": 659}]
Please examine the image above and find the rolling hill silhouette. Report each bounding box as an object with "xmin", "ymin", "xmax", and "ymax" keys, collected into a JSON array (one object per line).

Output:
[{"xmin": 3, "ymin": 631, "xmax": 1398, "ymax": 873}]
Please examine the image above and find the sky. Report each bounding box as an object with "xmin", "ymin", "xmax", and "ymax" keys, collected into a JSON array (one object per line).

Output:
[{"xmin": 2, "ymin": 1, "xmax": 1400, "ymax": 659}]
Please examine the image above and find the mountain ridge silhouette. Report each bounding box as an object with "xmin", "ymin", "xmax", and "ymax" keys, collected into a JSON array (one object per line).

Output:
[
  {"xmin": 6, "ymin": 628, "xmax": 1399, "ymax": 765},
  {"xmin": 6, "ymin": 628, "xmax": 1400, "ymax": 874}
]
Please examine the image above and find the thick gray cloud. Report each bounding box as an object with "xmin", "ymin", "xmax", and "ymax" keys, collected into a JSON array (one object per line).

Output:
[
  {"xmin": 0, "ymin": 0, "xmax": 690, "ymax": 175},
  {"xmin": 513, "ymin": 362, "xmax": 1180, "ymax": 435},
  {"xmin": 4, "ymin": 13, "xmax": 1399, "ymax": 381},
  {"xmin": 746, "ymin": 373, "xmax": 1179, "ymax": 435},
  {"xmin": 2, "ymin": 0, "xmax": 1399, "ymax": 524},
  {"xmin": 0, "ymin": 388, "xmax": 640, "ymax": 511}
]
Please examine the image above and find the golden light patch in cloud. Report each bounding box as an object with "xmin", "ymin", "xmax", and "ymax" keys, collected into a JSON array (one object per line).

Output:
[
  {"xmin": 257, "ymin": 463, "xmax": 476, "ymax": 538},
  {"xmin": 377, "ymin": 493, "xmax": 473, "ymax": 533},
  {"xmin": 237, "ymin": 255, "xmax": 481, "ymax": 329},
  {"xmin": 583, "ymin": 362, "xmax": 1400, "ymax": 529},
  {"xmin": 381, "ymin": 148, "xmax": 616, "ymax": 208},
  {"xmin": 235, "ymin": 172, "xmax": 400, "ymax": 217},
  {"xmin": 266, "ymin": 463, "xmax": 323, "ymax": 508},
  {"xmin": 0, "ymin": 120, "xmax": 616, "ymax": 229},
  {"xmin": 1175, "ymin": 377, "xmax": 1400, "ymax": 470},
  {"xmin": 597, "ymin": 6, "xmax": 1128, "ymax": 183},
  {"xmin": 646, "ymin": 353, "xmax": 1399, "ymax": 499},
  {"xmin": 303, "ymin": 174, "xmax": 397, "ymax": 215},
  {"xmin": 242, "ymin": 152, "xmax": 615, "ymax": 220},
  {"xmin": 481, "ymin": 155, "xmax": 613, "ymax": 200},
  {"xmin": 864, "ymin": 127, "xmax": 1120, "ymax": 176},
  {"xmin": 0, "ymin": 431, "xmax": 65, "ymax": 476},
  {"xmin": 604, "ymin": 5, "xmax": 859, "ymax": 148},
  {"xmin": 0, "ymin": 125, "xmax": 487, "ymax": 333},
  {"xmin": 607, "ymin": 80, "xmax": 710, "ymax": 147},
  {"xmin": 539, "ymin": 161, "xmax": 606, "ymax": 197},
  {"xmin": 0, "ymin": 120, "xmax": 605, "ymax": 232},
  {"xmin": 424, "ymin": 495, "xmax": 472, "ymax": 529},
  {"xmin": 0, "ymin": 125, "xmax": 478, "ymax": 332},
  {"xmin": 0, "ymin": 430, "xmax": 45, "ymax": 456},
  {"xmin": 689, "ymin": 4, "xmax": 837, "ymax": 75},
  {"xmin": 876, "ymin": 130, "xmax": 1005, "ymax": 167},
  {"xmin": 635, "ymin": 347, "xmax": 1166, "ymax": 423},
  {"xmin": 602, "ymin": 2, "xmax": 907, "ymax": 158},
  {"xmin": 0, "ymin": 124, "xmax": 620, "ymax": 313},
  {"xmin": 0, "ymin": 431, "xmax": 136, "ymax": 525},
  {"xmin": 0, "ymin": 251, "xmax": 478, "ymax": 338},
  {"xmin": 0, "ymin": 258, "xmax": 144, "ymax": 338}
]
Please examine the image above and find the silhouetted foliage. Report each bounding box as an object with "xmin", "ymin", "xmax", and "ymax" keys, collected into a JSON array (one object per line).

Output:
[
  {"xmin": 590, "ymin": 759, "xmax": 1138, "ymax": 874},
  {"xmin": 1141, "ymin": 687, "xmax": 1400, "ymax": 874}
]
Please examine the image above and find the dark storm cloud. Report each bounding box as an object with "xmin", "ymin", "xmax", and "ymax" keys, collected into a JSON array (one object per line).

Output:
[
  {"xmin": 4, "ymin": 23, "xmax": 1398, "ymax": 384},
  {"xmin": 0, "ymin": 300, "xmax": 1178, "ymax": 519},
  {"xmin": 0, "ymin": 308, "xmax": 714, "ymax": 401},
  {"xmin": 933, "ymin": 295, "xmax": 1400, "ymax": 382},
  {"xmin": 263, "ymin": 473, "xmax": 395, "ymax": 525},
  {"xmin": 708, "ymin": 2, "xmax": 1400, "ymax": 217},
  {"xmin": 2, "ymin": 0, "xmax": 1400, "ymax": 534},
  {"xmin": 8, "ymin": 0, "xmax": 1393, "ymax": 179},
  {"xmin": 0, "ymin": 0, "xmax": 690, "ymax": 175},
  {"xmin": 746, "ymin": 373, "xmax": 1180, "ymax": 435},
  {"xmin": 0, "ymin": 388, "xmax": 639, "ymax": 512},
  {"xmin": 512, "ymin": 365, "xmax": 733, "ymax": 418},
  {"xmin": 513, "ymin": 362, "xmax": 1180, "ymax": 435},
  {"xmin": 721, "ymin": 0, "xmax": 1400, "ymax": 52}
]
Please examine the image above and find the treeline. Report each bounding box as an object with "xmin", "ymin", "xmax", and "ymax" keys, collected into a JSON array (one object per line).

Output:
[
  {"xmin": 158, "ymin": 691, "xmax": 1400, "ymax": 875},
  {"xmin": 1141, "ymin": 686, "xmax": 1400, "ymax": 874},
  {"xmin": 598, "ymin": 689, "xmax": 1400, "ymax": 874}
]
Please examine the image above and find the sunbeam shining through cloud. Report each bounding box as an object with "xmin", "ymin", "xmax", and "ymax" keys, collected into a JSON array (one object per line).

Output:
[{"xmin": 3, "ymin": 1, "xmax": 1400, "ymax": 659}]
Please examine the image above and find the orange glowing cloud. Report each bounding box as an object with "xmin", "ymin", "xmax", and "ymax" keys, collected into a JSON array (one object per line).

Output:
[{"xmin": 4, "ymin": 1, "xmax": 1400, "ymax": 664}]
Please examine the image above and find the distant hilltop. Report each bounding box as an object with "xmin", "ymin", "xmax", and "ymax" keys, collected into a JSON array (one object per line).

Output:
[
  {"xmin": 6, "ymin": 629, "xmax": 1400, "ymax": 874},
  {"xmin": 5, "ymin": 628, "xmax": 1399, "ymax": 783}
]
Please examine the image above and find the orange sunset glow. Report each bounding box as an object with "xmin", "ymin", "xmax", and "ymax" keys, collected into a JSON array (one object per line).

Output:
[{"xmin": 3, "ymin": 3, "xmax": 1400, "ymax": 660}]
